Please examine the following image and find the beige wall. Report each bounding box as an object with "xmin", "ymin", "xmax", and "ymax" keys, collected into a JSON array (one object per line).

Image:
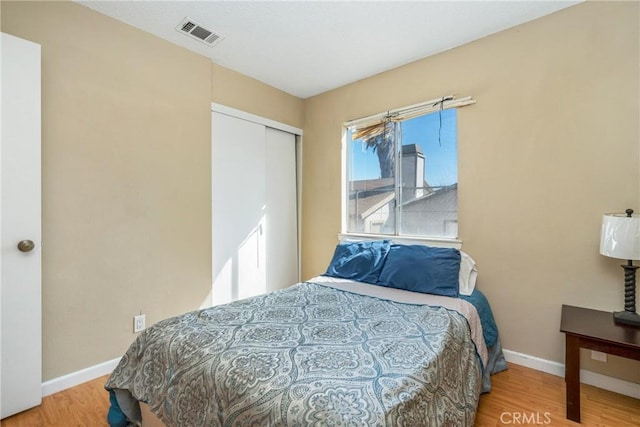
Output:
[
  {"xmin": 302, "ymin": 1, "xmax": 640, "ymax": 383},
  {"xmin": 211, "ymin": 63, "xmax": 304, "ymax": 129},
  {"xmin": 0, "ymin": 0, "xmax": 301, "ymax": 382}
]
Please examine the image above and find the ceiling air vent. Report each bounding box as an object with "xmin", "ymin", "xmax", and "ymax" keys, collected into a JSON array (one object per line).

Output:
[{"xmin": 176, "ymin": 18, "xmax": 224, "ymax": 47}]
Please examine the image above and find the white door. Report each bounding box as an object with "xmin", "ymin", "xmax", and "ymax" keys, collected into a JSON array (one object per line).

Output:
[
  {"xmin": 264, "ymin": 127, "xmax": 298, "ymax": 291},
  {"xmin": 211, "ymin": 109, "xmax": 298, "ymax": 306},
  {"xmin": 212, "ymin": 112, "xmax": 266, "ymax": 305},
  {"xmin": 0, "ymin": 33, "xmax": 43, "ymax": 418}
]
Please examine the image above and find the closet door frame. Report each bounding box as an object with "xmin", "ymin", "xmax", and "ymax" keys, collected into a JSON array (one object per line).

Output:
[{"xmin": 211, "ymin": 103, "xmax": 303, "ymax": 301}]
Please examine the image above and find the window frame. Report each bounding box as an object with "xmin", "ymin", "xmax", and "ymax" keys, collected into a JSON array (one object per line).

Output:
[{"xmin": 341, "ymin": 96, "xmax": 474, "ymax": 248}]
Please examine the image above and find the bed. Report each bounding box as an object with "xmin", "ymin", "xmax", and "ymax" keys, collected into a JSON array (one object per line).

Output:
[{"xmin": 105, "ymin": 242, "xmax": 506, "ymax": 427}]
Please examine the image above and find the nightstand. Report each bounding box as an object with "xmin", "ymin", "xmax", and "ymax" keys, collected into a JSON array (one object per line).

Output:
[{"xmin": 560, "ymin": 304, "xmax": 640, "ymax": 423}]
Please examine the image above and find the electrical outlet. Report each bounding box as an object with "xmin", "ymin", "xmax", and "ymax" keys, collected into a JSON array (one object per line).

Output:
[
  {"xmin": 591, "ymin": 350, "xmax": 607, "ymax": 362},
  {"xmin": 134, "ymin": 314, "xmax": 146, "ymax": 333}
]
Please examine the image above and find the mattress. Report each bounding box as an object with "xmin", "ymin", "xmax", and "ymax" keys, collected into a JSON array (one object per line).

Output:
[{"xmin": 106, "ymin": 276, "xmax": 505, "ymax": 427}]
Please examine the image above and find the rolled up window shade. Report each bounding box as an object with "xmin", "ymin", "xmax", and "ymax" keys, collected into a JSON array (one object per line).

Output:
[
  {"xmin": 346, "ymin": 95, "xmax": 475, "ymax": 131},
  {"xmin": 352, "ymin": 121, "xmax": 394, "ymax": 141}
]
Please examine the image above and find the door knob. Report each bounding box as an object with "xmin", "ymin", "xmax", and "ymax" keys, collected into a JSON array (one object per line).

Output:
[{"xmin": 17, "ymin": 240, "xmax": 35, "ymax": 252}]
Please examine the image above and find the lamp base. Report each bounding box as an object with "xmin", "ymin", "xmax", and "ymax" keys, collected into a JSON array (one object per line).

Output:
[{"xmin": 613, "ymin": 311, "xmax": 640, "ymax": 327}]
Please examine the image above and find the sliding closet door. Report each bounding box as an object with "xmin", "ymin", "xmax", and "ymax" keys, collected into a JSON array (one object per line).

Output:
[
  {"xmin": 212, "ymin": 110, "xmax": 298, "ymax": 306},
  {"xmin": 264, "ymin": 127, "xmax": 298, "ymax": 291}
]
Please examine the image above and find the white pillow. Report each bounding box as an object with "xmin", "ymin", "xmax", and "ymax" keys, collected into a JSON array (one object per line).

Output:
[{"xmin": 459, "ymin": 251, "xmax": 477, "ymax": 296}]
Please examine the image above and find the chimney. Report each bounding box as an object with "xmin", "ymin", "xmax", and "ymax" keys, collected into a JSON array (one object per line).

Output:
[{"xmin": 401, "ymin": 144, "xmax": 425, "ymax": 203}]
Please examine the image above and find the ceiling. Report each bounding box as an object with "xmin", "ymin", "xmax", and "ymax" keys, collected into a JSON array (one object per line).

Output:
[{"xmin": 77, "ymin": 1, "xmax": 581, "ymax": 99}]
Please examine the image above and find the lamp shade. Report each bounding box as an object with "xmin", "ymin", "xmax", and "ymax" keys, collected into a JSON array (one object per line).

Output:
[{"xmin": 600, "ymin": 213, "xmax": 640, "ymax": 260}]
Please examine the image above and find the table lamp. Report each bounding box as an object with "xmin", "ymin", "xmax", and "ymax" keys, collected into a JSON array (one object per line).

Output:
[{"xmin": 600, "ymin": 209, "xmax": 640, "ymax": 326}]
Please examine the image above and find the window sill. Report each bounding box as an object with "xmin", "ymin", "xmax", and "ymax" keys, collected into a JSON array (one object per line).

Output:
[{"xmin": 338, "ymin": 233, "xmax": 462, "ymax": 249}]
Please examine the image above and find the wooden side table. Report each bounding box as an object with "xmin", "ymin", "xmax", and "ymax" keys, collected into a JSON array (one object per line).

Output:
[{"xmin": 560, "ymin": 304, "xmax": 640, "ymax": 423}]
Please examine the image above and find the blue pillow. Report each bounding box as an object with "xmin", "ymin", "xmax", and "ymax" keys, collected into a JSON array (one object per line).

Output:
[
  {"xmin": 324, "ymin": 240, "xmax": 391, "ymax": 283},
  {"xmin": 377, "ymin": 244, "xmax": 460, "ymax": 297}
]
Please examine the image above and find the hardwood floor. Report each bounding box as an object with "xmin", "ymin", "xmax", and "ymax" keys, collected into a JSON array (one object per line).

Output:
[
  {"xmin": 2, "ymin": 363, "xmax": 638, "ymax": 426},
  {"xmin": 1, "ymin": 375, "xmax": 111, "ymax": 427},
  {"xmin": 475, "ymin": 363, "xmax": 639, "ymax": 426}
]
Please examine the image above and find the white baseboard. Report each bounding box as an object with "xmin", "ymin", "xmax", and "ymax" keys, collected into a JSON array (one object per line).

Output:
[
  {"xmin": 502, "ymin": 349, "xmax": 565, "ymax": 376},
  {"xmin": 503, "ymin": 348, "xmax": 640, "ymax": 399},
  {"xmin": 41, "ymin": 357, "xmax": 121, "ymax": 397},
  {"xmin": 40, "ymin": 350, "xmax": 640, "ymax": 401}
]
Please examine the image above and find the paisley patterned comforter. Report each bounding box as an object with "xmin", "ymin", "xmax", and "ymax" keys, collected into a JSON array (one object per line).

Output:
[{"xmin": 106, "ymin": 279, "xmax": 490, "ymax": 427}]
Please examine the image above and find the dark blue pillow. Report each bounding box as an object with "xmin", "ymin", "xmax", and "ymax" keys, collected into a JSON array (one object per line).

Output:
[
  {"xmin": 377, "ymin": 244, "xmax": 460, "ymax": 297},
  {"xmin": 324, "ymin": 240, "xmax": 391, "ymax": 283}
]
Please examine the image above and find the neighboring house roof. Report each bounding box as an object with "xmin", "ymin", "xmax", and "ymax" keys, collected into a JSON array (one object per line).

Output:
[
  {"xmin": 350, "ymin": 191, "xmax": 395, "ymax": 219},
  {"xmin": 350, "ymin": 178, "xmax": 455, "ymax": 221},
  {"xmin": 349, "ymin": 177, "xmax": 394, "ymax": 192},
  {"xmin": 350, "ymin": 183, "xmax": 457, "ymax": 221},
  {"xmin": 349, "ymin": 178, "xmax": 394, "ymax": 220},
  {"xmin": 402, "ymin": 183, "xmax": 457, "ymax": 208}
]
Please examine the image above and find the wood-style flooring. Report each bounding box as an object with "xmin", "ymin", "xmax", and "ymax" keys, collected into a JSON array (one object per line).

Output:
[{"xmin": 2, "ymin": 363, "xmax": 638, "ymax": 426}]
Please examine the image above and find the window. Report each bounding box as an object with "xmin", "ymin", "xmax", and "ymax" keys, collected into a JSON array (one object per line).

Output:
[{"xmin": 345, "ymin": 96, "xmax": 473, "ymax": 239}]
